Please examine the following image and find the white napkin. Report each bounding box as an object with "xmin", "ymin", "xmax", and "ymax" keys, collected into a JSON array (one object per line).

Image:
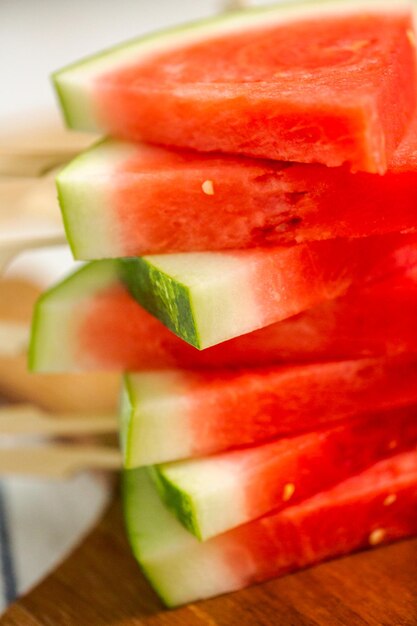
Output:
[{"xmin": 0, "ymin": 473, "xmax": 111, "ymax": 614}]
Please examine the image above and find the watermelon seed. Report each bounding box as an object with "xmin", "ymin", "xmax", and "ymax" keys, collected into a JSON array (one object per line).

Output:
[
  {"xmin": 202, "ymin": 180, "xmax": 215, "ymax": 195},
  {"xmin": 369, "ymin": 528, "xmax": 386, "ymax": 546},
  {"xmin": 282, "ymin": 483, "xmax": 295, "ymax": 502},
  {"xmin": 407, "ymin": 29, "xmax": 416, "ymax": 49},
  {"xmin": 388, "ymin": 440, "xmax": 398, "ymax": 450},
  {"xmin": 383, "ymin": 494, "xmax": 397, "ymax": 507}
]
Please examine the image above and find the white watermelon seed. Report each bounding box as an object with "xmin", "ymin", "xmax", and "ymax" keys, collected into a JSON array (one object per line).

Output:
[
  {"xmin": 383, "ymin": 494, "xmax": 397, "ymax": 507},
  {"xmin": 282, "ymin": 483, "xmax": 295, "ymax": 502},
  {"xmin": 369, "ymin": 528, "xmax": 386, "ymax": 546},
  {"xmin": 202, "ymin": 180, "xmax": 215, "ymax": 195},
  {"xmin": 407, "ymin": 29, "xmax": 416, "ymax": 48}
]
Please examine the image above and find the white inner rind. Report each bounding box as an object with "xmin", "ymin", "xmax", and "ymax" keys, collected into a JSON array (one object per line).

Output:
[
  {"xmin": 125, "ymin": 469, "xmax": 246, "ymax": 606},
  {"xmin": 54, "ymin": 0, "xmax": 413, "ymax": 130},
  {"xmin": 123, "ymin": 371, "xmax": 195, "ymax": 467},
  {"xmin": 156, "ymin": 455, "xmax": 248, "ymax": 540},
  {"xmin": 57, "ymin": 141, "xmax": 137, "ymax": 259}
]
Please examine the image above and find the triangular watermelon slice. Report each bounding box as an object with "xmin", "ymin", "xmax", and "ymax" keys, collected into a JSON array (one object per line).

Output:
[
  {"xmin": 29, "ymin": 256, "xmax": 417, "ymax": 373},
  {"xmin": 149, "ymin": 404, "xmax": 417, "ymax": 540},
  {"xmin": 118, "ymin": 234, "xmax": 416, "ymax": 348},
  {"xmin": 121, "ymin": 357, "xmax": 417, "ymax": 467},
  {"xmin": 53, "ymin": 0, "xmax": 417, "ymax": 173},
  {"xmin": 57, "ymin": 113, "xmax": 417, "ymax": 260},
  {"xmin": 124, "ymin": 450, "xmax": 417, "ymax": 606}
]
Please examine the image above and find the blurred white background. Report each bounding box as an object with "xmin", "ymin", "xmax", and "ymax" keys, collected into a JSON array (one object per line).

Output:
[
  {"xmin": 0, "ymin": 0, "xmax": 221, "ymax": 121},
  {"xmin": 0, "ymin": 0, "xmax": 279, "ymax": 120}
]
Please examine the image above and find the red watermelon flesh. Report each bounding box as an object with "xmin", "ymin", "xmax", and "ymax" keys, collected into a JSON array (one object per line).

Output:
[
  {"xmin": 29, "ymin": 234, "xmax": 417, "ymax": 372},
  {"xmin": 125, "ymin": 450, "xmax": 417, "ymax": 605},
  {"xmin": 221, "ymin": 449, "xmax": 417, "ymax": 590},
  {"xmin": 123, "ymin": 356, "xmax": 417, "ymax": 466},
  {"xmin": 58, "ymin": 110, "xmax": 417, "ymax": 260},
  {"xmin": 152, "ymin": 404, "xmax": 417, "ymax": 539},
  {"xmin": 118, "ymin": 233, "xmax": 411, "ymax": 350},
  {"xmin": 103, "ymin": 114, "xmax": 417, "ymax": 252},
  {"xmin": 55, "ymin": 2, "xmax": 417, "ymax": 172},
  {"xmin": 73, "ymin": 268, "xmax": 417, "ymax": 372}
]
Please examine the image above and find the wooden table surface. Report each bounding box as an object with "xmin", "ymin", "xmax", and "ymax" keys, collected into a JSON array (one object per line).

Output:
[{"xmin": 1, "ymin": 494, "xmax": 417, "ymax": 626}]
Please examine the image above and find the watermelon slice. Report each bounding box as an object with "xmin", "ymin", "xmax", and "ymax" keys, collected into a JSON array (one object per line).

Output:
[
  {"xmin": 57, "ymin": 114, "xmax": 417, "ymax": 260},
  {"xmin": 149, "ymin": 404, "xmax": 417, "ymax": 539},
  {"xmin": 29, "ymin": 260, "xmax": 119, "ymax": 373},
  {"xmin": 121, "ymin": 357, "xmax": 417, "ymax": 467},
  {"xmin": 119, "ymin": 235, "xmax": 409, "ymax": 349},
  {"xmin": 29, "ymin": 259, "xmax": 417, "ymax": 373},
  {"xmin": 124, "ymin": 451, "xmax": 417, "ymax": 606},
  {"xmin": 52, "ymin": 0, "xmax": 417, "ymax": 173}
]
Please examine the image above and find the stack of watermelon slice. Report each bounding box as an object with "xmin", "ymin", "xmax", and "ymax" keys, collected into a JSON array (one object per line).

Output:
[{"xmin": 30, "ymin": 0, "xmax": 417, "ymax": 607}]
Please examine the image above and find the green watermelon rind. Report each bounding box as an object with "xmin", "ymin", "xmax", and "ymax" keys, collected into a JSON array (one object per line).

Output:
[
  {"xmin": 123, "ymin": 468, "xmax": 243, "ymax": 606},
  {"xmin": 119, "ymin": 257, "xmax": 201, "ymax": 349},
  {"xmin": 148, "ymin": 466, "xmax": 202, "ymax": 540},
  {"xmin": 52, "ymin": 0, "xmax": 410, "ymax": 131},
  {"xmin": 122, "ymin": 468, "xmax": 177, "ymax": 607},
  {"xmin": 28, "ymin": 293, "xmax": 45, "ymax": 372},
  {"xmin": 56, "ymin": 169, "xmax": 78, "ymax": 259}
]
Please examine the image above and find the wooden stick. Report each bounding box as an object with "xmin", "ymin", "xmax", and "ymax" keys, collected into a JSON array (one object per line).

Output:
[
  {"xmin": 0, "ymin": 148, "xmax": 77, "ymax": 178},
  {"xmin": 222, "ymin": 0, "xmax": 248, "ymax": 10},
  {"xmin": 0, "ymin": 123, "xmax": 95, "ymax": 178},
  {"xmin": 0, "ymin": 444, "xmax": 122, "ymax": 478},
  {"xmin": 0, "ymin": 171, "xmax": 59, "ymax": 215},
  {"xmin": 0, "ymin": 322, "xmax": 29, "ymax": 356},
  {"xmin": 0, "ymin": 404, "xmax": 118, "ymax": 436},
  {"xmin": 0, "ymin": 232, "xmax": 67, "ymax": 273}
]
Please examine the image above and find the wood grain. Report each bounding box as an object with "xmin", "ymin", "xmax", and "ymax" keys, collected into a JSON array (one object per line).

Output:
[{"xmin": 2, "ymin": 496, "xmax": 416, "ymax": 626}]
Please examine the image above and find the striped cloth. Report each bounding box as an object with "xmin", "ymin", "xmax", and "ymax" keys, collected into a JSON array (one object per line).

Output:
[
  {"xmin": 0, "ymin": 483, "xmax": 16, "ymax": 609},
  {"xmin": 0, "ymin": 473, "xmax": 110, "ymax": 614}
]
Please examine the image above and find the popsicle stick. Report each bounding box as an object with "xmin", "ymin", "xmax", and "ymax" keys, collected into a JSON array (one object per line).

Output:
[
  {"xmin": 0, "ymin": 121, "xmax": 95, "ymax": 178},
  {"xmin": 223, "ymin": 0, "xmax": 248, "ymax": 10},
  {"xmin": 0, "ymin": 404, "xmax": 118, "ymax": 436},
  {"xmin": 0, "ymin": 148, "xmax": 76, "ymax": 178},
  {"xmin": 0, "ymin": 232, "xmax": 67, "ymax": 273},
  {"xmin": 0, "ymin": 444, "xmax": 122, "ymax": 478},
  {"xmin": 0, "ymin": 170, "xmax": 61, "ymax": 222},
  {"xmin": 0, "ymin": 322, "xmax": 29, "ymax": 357}
]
